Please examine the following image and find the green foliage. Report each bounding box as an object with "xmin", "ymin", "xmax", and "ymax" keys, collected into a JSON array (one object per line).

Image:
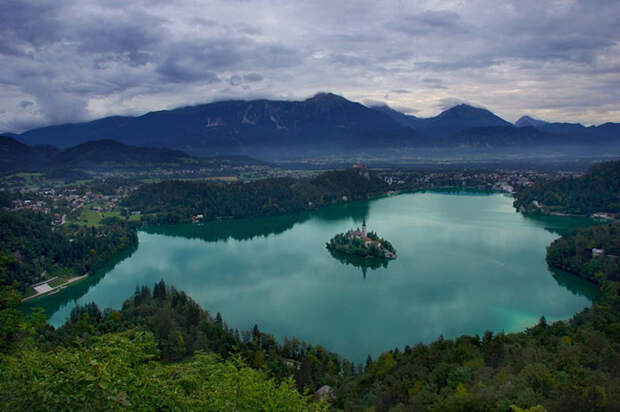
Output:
[
  {"xmin": 124, "ymin": 168, "xmax": 388, "ymax": 224},
  {"xmin": 546, "ymin": 222, "xmax": 620, "ymax": 282},
  {"xmin": 326, "ymin": 229, "xmax": 396, "ymax": 259},
  {"xmin": 59, "ymin": 281, "xmax": 343, "ymax": 395},
  {"xmin": 0, "ymin": 330, "xmax": 321, "ymax": 411},
  {"xmin": 0, "ymin": 211, "xmax": 138, "ymax": 292},
  {"xmin": 514, "ymin": 160, "xmax": 620, "ymax": 215}
]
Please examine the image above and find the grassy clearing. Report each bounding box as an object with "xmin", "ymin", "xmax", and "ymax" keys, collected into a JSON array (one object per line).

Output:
[
  {"xmin": 76, "ymin": 204, "xmax": 123, "ymax": 226},
  {"xmin": 75, "ymin": 203, "xmax": 139, "ymax": 226}
]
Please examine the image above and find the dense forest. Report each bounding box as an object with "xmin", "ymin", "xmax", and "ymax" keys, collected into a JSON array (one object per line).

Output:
[
  {"xmin": 123, "ymin": 167, "xmax": 389, "ymax": 224},
  {"xmin": 546, "ymin": 222, "xmax": 620, "ymax": 283},
  {"xmin": 514, "ymin": 161, "xmax": 620, "ymax": 215},
  {"xmin": 0, "ymin": 212, "xmax": 138, "ymax": 292}
]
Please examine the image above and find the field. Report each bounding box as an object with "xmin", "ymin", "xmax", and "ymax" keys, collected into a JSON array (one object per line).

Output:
[{"xmin": 75, "ymin": 203, "xmax": 140, "ymax": 226}]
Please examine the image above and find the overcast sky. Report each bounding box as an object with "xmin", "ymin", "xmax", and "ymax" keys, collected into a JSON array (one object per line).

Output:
[{"xmin": 1, "ymin": 0, "xmax": 619, "ymax": 132}]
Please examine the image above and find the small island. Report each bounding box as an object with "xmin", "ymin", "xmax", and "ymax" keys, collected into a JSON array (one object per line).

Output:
[{"xmin": 326, "ymin": 220, "xmax": 396, "ymax": 259}]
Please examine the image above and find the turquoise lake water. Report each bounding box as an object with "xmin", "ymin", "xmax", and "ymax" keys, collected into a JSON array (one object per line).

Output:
[{"xmin": 26, "ymin": 192, "xmax": 598, "ymax": 362}]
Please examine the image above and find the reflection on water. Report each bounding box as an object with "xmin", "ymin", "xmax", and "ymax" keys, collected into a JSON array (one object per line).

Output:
[
  {"xmin": 22, "ymin": 192, "xmax": 599, "ymax": 362},
  {"xmin": 327, "ymin": 248, "xmax": 391, "ymax": 279},
  {"xmin": 144, "ymin": 200, "xmax": 370, "ymax": 243},
  {"xmin": 551, "ymin": 268, "xmax": 600, "ymax": 301},
  {"xmin": 521, "ymin": 213, "xmax": 597, "ymax": 236}
]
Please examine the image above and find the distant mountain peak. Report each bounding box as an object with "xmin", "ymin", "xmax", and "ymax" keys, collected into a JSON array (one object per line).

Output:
[
  {"xmin": 305, "ymin": 92, "xmax": 351, "ymax": 106},
  {"xmin": 308, "ymin": 92, "xmax": 346, "ymax": 100},
  {"xmin": 439, "ymin": 103, "xmax": 492, "ymax": 116},
  {"xmin": 515, "ymin": 115, "xmax": 548, "ymax": 128},
  {"xmin": 431, "ymin": 103, "xmax": 511, "ymax": 128}
]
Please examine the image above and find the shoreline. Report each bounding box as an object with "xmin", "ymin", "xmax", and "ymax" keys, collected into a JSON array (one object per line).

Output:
[{"xmin": 22, "ymin": 273, "xmax": 89, "ymax": 303}]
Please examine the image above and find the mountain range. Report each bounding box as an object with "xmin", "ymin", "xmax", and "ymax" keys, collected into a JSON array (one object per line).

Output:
[{"xmin": 8, "ymin": 93, "xmax": 620, "ymax": 158}]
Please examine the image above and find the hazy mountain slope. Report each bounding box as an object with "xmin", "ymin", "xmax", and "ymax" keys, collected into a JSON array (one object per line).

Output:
[
  {"xmin": 372, "ymin": 103, "xmax": 512, "ymax": 137},
  {"xmin": 0, "ymin": 137, "xmax": 266, "ymax": 173},
  {"xmin": 515, "ymin": 115, "xmax": 549, "ymax": 128},
  {"xmin": 53, "ymin": 139, "xmax": 194, "ymax": 168},
  {"xmin": 516, "ymin": 115, "xmax": 620, "ymax": 141},
  {"xmin": 0, "ymin": 136, "xmax": 59, "ymax": 172},
  {"xmin": 370, "ymin": 104, "xmax": 430, "ymax": 130},
  {"xmin": 422, "ymin": 104, "xmax": 513, "ymax": 137},
  {"xmin": 18, "ymin": 93, "xmax": 415, "ymax": 151},
  {"xmin": 445, "ymin": 126, "xmax": 554, "ymax": 148},
  {"xmin": 14, "ymin": 95, "xmax": 620, "ymax": 156}
]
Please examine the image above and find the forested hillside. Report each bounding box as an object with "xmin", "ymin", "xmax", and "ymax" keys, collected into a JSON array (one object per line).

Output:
[
  {"xmin": 546, "ymin": 222, "xmax": 620, "ymax": 283},
  {"xmin": 124, "ymin": 167, "xmax": 388, "ymax": 224},
  {"xmin": 0, "ymin": 212, "xmax": 137, "ymax": 292},
  {"xmin": 0, "ymin": 278, "xmax": 336, "ymax": 410},
  {"xmin": 514, "ymin": 160, "xmax": 620, "ymax": 215}
]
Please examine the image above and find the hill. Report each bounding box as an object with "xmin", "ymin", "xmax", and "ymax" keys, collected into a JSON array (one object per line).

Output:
[
  {"xmin": 0, "ymin": 137, "xmax": 266, "ymax": 174},
  {"xmin": 0, "ymin": 137, "xmax": 60, "ymax": 173},
  {"xmin": 514, "ymin": 160, "xmax": 620, "ymax": 215},
  {"xmin": 123, "ymin": 166, "xmax": 389, "ymax": 224},
  {"xmin": 516, "ymin": 115, "xmax": 620, "ymax": 143},
  {"xmin": 546, "ymin": 222, "xmax": 620, "ymax": 282}
]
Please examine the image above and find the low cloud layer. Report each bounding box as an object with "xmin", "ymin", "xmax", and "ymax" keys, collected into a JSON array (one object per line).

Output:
[{"xmin": 1, "ymin": 0, "xmax": 619, "ymax": 132}]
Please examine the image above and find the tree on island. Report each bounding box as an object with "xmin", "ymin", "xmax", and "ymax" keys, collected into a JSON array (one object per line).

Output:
[{"xmin": 326, "ymin": 220, "xmax": 396, "ymax": 259}]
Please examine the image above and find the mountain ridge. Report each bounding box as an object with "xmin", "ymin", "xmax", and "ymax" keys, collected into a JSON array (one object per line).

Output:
[
  {"xmin": 13, "ymin": 93, "xmax": 620, "ymax": 157},
  {"xmin": 0, "ymin": 136, "xmax": 266, "ymax": 173}
]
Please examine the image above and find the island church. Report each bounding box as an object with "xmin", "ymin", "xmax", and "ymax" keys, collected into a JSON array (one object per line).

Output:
[{"xmin": 351, "ymin": 219, "xmax": 368, "ymax": 240}]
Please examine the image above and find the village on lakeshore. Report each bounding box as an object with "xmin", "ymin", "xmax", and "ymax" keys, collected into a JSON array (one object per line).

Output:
[{"xmin": 326, "ymin": 219, "xmax": 396, "ymax": 259}]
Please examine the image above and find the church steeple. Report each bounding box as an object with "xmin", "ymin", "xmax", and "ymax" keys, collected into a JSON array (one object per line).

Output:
[{"xmin": 361, "ymin": 219, "xmax": 367, "ymax": 238}]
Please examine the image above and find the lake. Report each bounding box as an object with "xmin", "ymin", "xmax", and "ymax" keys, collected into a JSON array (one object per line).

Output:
[{"xmin": 26, "ymin": 192, "xmax": 598, "ymax": 363}]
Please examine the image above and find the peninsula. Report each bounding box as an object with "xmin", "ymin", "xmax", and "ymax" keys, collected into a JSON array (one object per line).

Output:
[{"xmin": 326, "ymin": 220, "xmax": 396, "ymax": 259}]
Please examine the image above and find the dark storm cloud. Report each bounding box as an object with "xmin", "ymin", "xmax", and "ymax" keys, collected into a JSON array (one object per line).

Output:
[
  {"xmin": 0, "ymin": 1, "xmax": 63, "ymax": 48},
  {"xmin": 244, "ymin": 73, "xmax": 263, "ymax": 82},
  {"xmin": 74, "ymin": 14, "xmax": 165, "ymax": 66},
  {"xmin": 156, "ymin": 39, "xmax": 297, "ymax": 83},
  {"xmin": 389, "ymin": 10, "xmax": 468, "ymax": 36},
  {"xmin": 0, "ymin": 0, "xmax": 619, "ymax": 131}
]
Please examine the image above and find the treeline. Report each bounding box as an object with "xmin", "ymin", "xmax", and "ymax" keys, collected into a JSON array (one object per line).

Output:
[
  {"xmin": 123, "ymin": 168, "xmax": 388, "ymax": 224},
  {"xmin": 0, "ymin": 212, "xmax": 138, "ymax": 292},
  {"xmin": 59, "ymin": 281, "xmax": 346, "ymax": 393},
  {"xmin": 2, "ymin": 272, "xmax": 620, "ymax": 409},
  {"xmin": 546, "ymin": 222, "xmax": 620, "ymax": 283},
  {"xmin": 335, "ymin": 283, "xmax": 619, "ymax": 411},
  {"xmin": 514, "ymin": 160, "xmax": 620, "ymax": 215},
  {"xmin": 0, "ymin": 278, "xmax": 335, "ymax": 410}
]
